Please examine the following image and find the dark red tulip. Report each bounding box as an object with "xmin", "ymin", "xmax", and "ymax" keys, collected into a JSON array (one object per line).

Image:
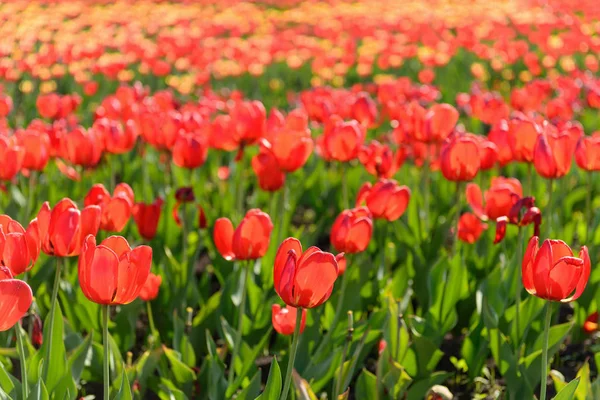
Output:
[
  {"xmin": 575, "ymin": 133, "xmax": 600, "ymax": 171},
  {"xmin": 78, "ymin": 235, "xmax": 152, "ymax": 305},
  {"xmin": 139, "ymin": 272, "xmax": 162, "ymax": 302},
  {"xmin": 356, "ymin": 180, "xmax": 411, "ymax": 221},
  {"xmin": 494, "ymin": 197, "xmax": 542, "ymax": 244},
  {"xmin": 172, "ymin": 134, "xmax": 208, "ymax": 169},
  {"xmin": 522, "ymin": 237, "xmax": 590, "ymax": 302},
  {"xmin": 198, "ymin": 205, "xmax": 208, "ymax": 229},
  {"xmin": 35, "ymin": 198, "xmax": 102, "ymax": 257},
  {"xmin": 132, "ymin": 198, "xmax": 164, "ymax": 240},
  {"xmin": 213, "ymin": 209, "xmax": 273, "ymax": 261},
  {"xmin": 84, "ymin": 183, "xmax": 134, "ymax": 232},
  {"xmin": 273, "ymin": 237, "xmax": 338, "ymax": 308},
  {"xmin": 0, "ymin": 267, "xmax": 32, "ymax": 331},
  {"xmin": 330, "ymin": 207, "xmax": 373, "ymax": 253},
  {"xmin": 172, "ymin": 187, "xmax": 196, "ymax": 227},
  {"xmin": 31, "ymin": 314, "xmax": 43, "ymax": 347},
  {"xmin": 440, "ymin": 134, "xmax": 481, "ymax": 182},
  {"xmin": 272, "ymin": 304, "xmax": 307, "ymax": 335},
  {"xmin": 457, "ymin": 213, "xmax": 487, "ymax": 244}
]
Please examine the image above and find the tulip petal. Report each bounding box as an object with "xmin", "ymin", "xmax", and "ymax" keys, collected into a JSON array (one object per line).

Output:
[
  {"xmin": 78, "ymin": 240, "xmax": 118, "ymax": 305},
  {"xmin": 532, "ymin": 239, "xmax": 553, "ymax": 299},
  {"xmin": 561, "ymin": 246, "xmax": 591, "ymax": 302},
  {"xmin": 522, "ymin": 236, "xmax": 539, "ymax": 295},
  {"xmin": 0, "ymin": 279, "xmax": 32, "ymax": 331},
  {"xmin": 548, "ymin": 256, "xmax": 583, "ymax": 301},
  {"xmin": 213, "ymin": 218, "xmax": 235, "ymax": 261},
  {"xmin": 466, "ymin": 183, "xmax": 486, "ymax": 220},
  {"xmin": 274, "ymin": 237, "xmax": 302, "ymax": 293},
  {"xmin": 293, "ymin": 251, "xmax": 338, "ymax": 308},
  {"xmin": 112, "ymin": 245, "xmax": 152, "ymax": 304}
]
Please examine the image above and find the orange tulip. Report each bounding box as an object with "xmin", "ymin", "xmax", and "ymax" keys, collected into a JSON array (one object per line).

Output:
[
  {"xmin": 575, "ymin": 133, "xmax": 600, "ymax": 171},
  {"xmin": 78, "ymin": 235, "xmax": 152, "ymax": 305},
  {"xmin": 0, "ymin": 267, "xmax": 32, "ymax": 331},
  {"xmin": 213, "ymin": 209, "xmax": 273, "ymax": 261},
  {"xmin": 84, "ymin": 183, "xmax": 134, "ymax": 232},
  {"xmin": 273, "ymin": 237, "xmax": 338, "ymax": 308},
  {"xmin": 356, "ymin": 180, "xmax": 411, "ymax": 221},
  {"xmin": 272, "ymin": 304, "xmax": 307, "ymax": 335},
  {"xmin": 139, "ymin": 272, "xmax": 162, "ymax": 302},
  {"xmin": 522, "ymin": 237, "xmax": 590, "ymax": 302},
  {"xmin": 583, "ymin": 312, "xmax": 598, "ymax": 334},
  {"xmin": 330, "ymin": 207, "xmax": 373, "ymax": 253},
  {"xmin": 132, "ymin": 198, "xmax": 164, "ymax": 240},
  {"xmin": 35, "ymin": 198, "xmax": 102, "ymax": 257},
  {"xmin": 440, "ymin": 133, "xmax": 480, "ymax": 182}
]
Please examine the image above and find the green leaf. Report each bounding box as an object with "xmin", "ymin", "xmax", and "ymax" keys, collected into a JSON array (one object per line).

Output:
[
  {"xmin": 179, "ymin": 335, "xmax": 196, "ymax": 368},
  {"xmin": 355, "ymin": 369, "xmax": 378, "ymax": 399},
  {"xmin": 29, "ymin": 377, "xmax": 50, "ymax": 400},
  {"xmin": 163, "ymin": 346, "xmax": 197, "ymax": 384},
  {"xmin": 68, "ymin": 332, "xmax": 93, "ymax": 384},
  {"xmin": 0, "ymin": 363, "xmax": 16, "ymax": 397},
  {"xmin": 116, "ymin": 368, "xmax": 133, "ymax": 400},
  {"xmin": 574, "ymin": 362, "xmax": 591, "ymax": 400},
  {"xmin": 255, "ymin": 357, "xmax": 281, "ymax": 400},
  {"xmin": 554, "ymin": 378, "xmax": 580, "ymax": 400},
  {"xmin": 235, "ymin": 371, "xmax": 261, "ymax": 400}
]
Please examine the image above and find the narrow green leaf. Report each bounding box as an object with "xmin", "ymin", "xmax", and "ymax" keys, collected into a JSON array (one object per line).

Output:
[
  {"xmin": 554, "ymin": 378, "xmax": 580, "ymax": 400},
  {"xmin": 255, "ymin": 357, "xmax": 281, "ymax": 400}
]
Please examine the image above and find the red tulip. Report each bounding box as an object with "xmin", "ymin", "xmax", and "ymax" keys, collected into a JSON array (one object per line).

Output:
[
  {"xmin": 272, "ymin": 304, "xmax": 307, "ymax": 335},
  {"xmin": 457, "ymin": 213, "xmax": 488, "ymax": 244},
  {"xmin": 35, "ymin": 198, "xmax": 102, "ymax": 257},
  {"xmin": 259, "ymin": 129, "xmax": 313, "ymax": 173},
  {"xmin": 358, "ymin": 141, "xmax": 398, "ymax": 178},
  {"xmin": 0, "ymin": 136, "xmax": 24, "ymax": 181},
  {"xmin": 84, "ymin": 183, "xmax": 134, "ymax": 232},
  {"xmin": 139, "ymin": 272, "xmax": 162, "ymax": 302},
  {"xmin": 273, "ymin": 237, "xmax": 338, "ymax": 308},
  {"xmin": 522, "ymin": 237, "xmax": 590, "ymax": 302},
  {"xmin": 0, "ymin": 94, "xmax": 12, "ymax": 117},
  {"xmin": 319, "ymin": 119, "xmax": 365, "ymax": 162},
  {"xmin": 335, "ymin": 253, "xmax": 347, "ymax": 276},
  {"xmin": 507, "ymin": 115, "xmax": 540, "ymax": 163},
  {"xmin": 466, "ymin": 177, "xmax": 522, "ymax": 221},
  {"xmin": 0, "ymin": 215, "xmax": 39, "ymax": 276},
  {"xmin": 213, "ymin": 209, "xmax": 273, "ymax": 261},
  {"xmin": 440, "ymin": 134, "xmax": 481, "ymax": 182},
  {"xmin": 78, "ymin": 235, "xmax": 152, "ymax": 305},
  {"xmin": 488, "ymin": 120, "xmax": 514, "ymax": 166},
  {"xmin": 356, "ymin": 180, "xmax": 411, "ymax": 221},
  {"xmin": 583, "ymin": 312, "xmax": 598, "ymax": 334},
  {"xmin": 330, "ymin": 207, "xmax": 373, "ymax": 253},
  {"xmin": 424, "ymin": 103, "xmax": 459, "ymax": 142},
  {"xmin": 251, "ymin": 148, "xmax": 286, "ymax": 192},
  {"xmin": 575, "ymin": 133, "xmax": 600, "ymax": 171},
  {"xmin": 132, "ymin": 198, "xmax": 164, "ymax": 240},
  {"xmin": 36, "ymin": 93, "xmax": 60, "ymax": 119},
  {"xmin": 172, "ymin": 187, "xmax": 196, "ymax": 227},
  {"xmin": 351, "ymin": 92, "xmax": 378, "ymax": 128},
  {"xmin": 172, "ymin": 134, "xmax": 209, "ymax": 169},
  {"xmin": 61, "ymin": 126, "xmax": 103, "ymax": 168},
  {"xmin": 0, "ymin": 267, "xmax": 32, "ymax": 331},
  {"xmin": 15, "ymin": 129, "xmax": 50, "ymax": 171},
  {"xmin": 94, "ymin": 118, "xmax": 138, "ymax": 155},
  {"xmin": 139, "ymin": 110, "xmax": 181, "ymax": 151},
  {"xmin": 477, "ymin": 138, "xmax": 499, "ymax": 171},
  {"xmin": 533, "ymin": 131, "xmax": 572, "ymax": 179}
]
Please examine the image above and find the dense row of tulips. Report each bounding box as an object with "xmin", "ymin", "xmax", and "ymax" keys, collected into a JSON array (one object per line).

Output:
[{"xmin": 1, "ymin": 1, "xmax": 600, "ymax": 399}]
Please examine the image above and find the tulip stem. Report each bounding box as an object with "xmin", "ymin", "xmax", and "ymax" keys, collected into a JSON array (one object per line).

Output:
[
  {"xmin": 341, "ymin": 164, "xmax": 349, "ymax": 209},
  {"xmin": 24, "ymin": 171, "xmax": 37, "ymax": 221},
  {"xmin": 423, "ymin": 158, "xmax": 430, "ymax": 234},
  {"xmin": 235, "ymin": 151, "xmax": 245, "ymax": 218},
  {"xmin": 539, "ymin": 302, "xmax": 553, "ymax": 400},
  {"xmin": 586, "ymin": 172, "xmax": 592, "ymax": 243},
  {"xmin": 276, "ymin": 180, "xmax": 287, "ymax": 247},
  {"xmin": 15, "ymin": 323, "xmax": 28, "ymax": 400},
  {"xmin": 43, "ymin": 257, "xmax": 62, "ymax": 381},
  {"xmin": 228, "ymin": 263, "xmax": 249, "ymax": 388},
  {"xmin": 280, "ymin": 308, "xmax": 303, "ymax": 400},
  {"xmin": 102, "ymin": 305, "xmax": 110, "ymax": 400},
  {"xmin": 334, "ymin": 311, "xmax": 354, "ymax": 398},
  {"xmin": 146, "ymin": 301, "xmax": 158, "ymax": 345},
  {"xmin": 181, "ymin": 202, "xmax": 188, "ymax": 300},
  {"xmin": 514, "ymin": 228, "xmax": 523, "ymax": 347},
  {"xmin": 546, "ymin": 179, "xmax": 554, "ymax": 239},
  {"xmin": 377, "ymin": 221, "xmax": 389, "ymax": 280}
]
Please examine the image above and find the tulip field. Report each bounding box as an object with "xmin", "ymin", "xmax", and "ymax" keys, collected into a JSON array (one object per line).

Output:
[{"xmin": 4, "ymin": 0, "xmax": 600, "ymax": 399}]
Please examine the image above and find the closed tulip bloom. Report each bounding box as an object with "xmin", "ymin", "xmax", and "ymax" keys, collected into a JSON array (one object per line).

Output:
[
  {"xmin": 0, "ymin": 136, "xmax": 24, "ymax": 181},
  {"xmin": 522, "ymin": 237, "xmax": 590, "ymax": 302},
  {"xmin": 139, "ymin": 272, "xmax": 162, "ymax": 301},
  {"xmin": 132, "ymin": 198, "xmax": 164, "ymax": 240},
  {"xmin": 172, "ymin": 134, "xmax": 208, "ymax": 169},
  {"xmin": 575, "ymin": 133, "xmax": 600, "ymax": 171},
  {"xmin": 0, "ymin": 267, "xmax": 33, "ymax": 331},
  {"xmin": 488, "ymin": 120, "xmax": 514, "ymax": 166},
  {"xmin": 424, "ymin": 103, "xmax": 459, "ymax": 142},
  {"xmin": 273, "ymin": 237, "xmax": 338, "ymax": 308},
  {"xmin": 440, "ymin": 134, "xmax": 481, "ymax": 182},
  {"xmin": 61, "ymin": 126, "xmax": 103, "ymax": 168},
  {"xmin": 321, "ymin": 119, "xmax": 366, "ymax": 162},
  {"xmin": 0, "ymin": 215, "xmax": 39, "ymax": 276},
  {"xmin": 15, "ymin": 129, "xmax": 50, "ymax": 171},
  {"xmin": 330, "ymin": 207, "xmax": 373, "ymax": 253},
  {"xmin": 351, "ymin": 92, "xmax": 378, "ymax": 128},
  {"xmin": 84, "ymin": 183, "xmax": 134, "ymax": 232},
  {"xmin": 356, "ymin": 180, "xmax": 411, "ymax": 221},
  {"xmin": 457, "ymin": 212, "xmax": 488, "ymax": 244},
  {"xmin": 139, "ymin": 111, "xmax": 181, "ymax": 151},
  {"xmin": 213, "ymin": 209, "xmax": 273, "ymax": 261},
  {"xmin": 533, "ymin": 132, "xmax": 572, "ymax": 179},
  {"xmin": 94, "ymin": 118, "xmax": 138, "ymax": 154},
  {"xmin": 230, "ymin": 100, "xmax": 267, "ymax": 146},
  {"xmin": 36, "ymin": 93, "xmax": 60, "ymax": 119},
  {"xmin": 78, "ymin": 235, "xmax": 152, "ymax": 305},
  {"xmin": 583, "ymin": 312, "xmax": 598, "ymax": 334},
  {"xmin": 358, "ymin": 141, "xmax": 397, "ymax": 178},
  {"xmin": 272, "ymin": 304, "xmax": 307, "ymax": 335},
  {"xmin": 35, "ymin": 198, "xmax": 102, "ymax": 257},
  {"xmin": 508, "ymin": 115, "xmax": 541, "ymax": 163},
  {"xmin": 477, "ymin": 139, "xmax": 499, "ymax": 171},
  {"xmin": 466, "ymin": 177, "xmax": 522, "ymax": 220},
  {"xmin": 251, "ymin": 148, "xmax": 286, "ymax": 192}
]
